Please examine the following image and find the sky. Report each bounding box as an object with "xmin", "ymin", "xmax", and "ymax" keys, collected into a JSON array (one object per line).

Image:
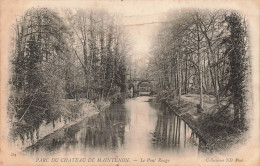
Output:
[
  {"xmin": 15, "ymin": 0, "xmax": 252, "ymax": 76},
  {"xmin": 123, "ymin": 14, "xmax": 163, "ymax": 66},
  {"xmin": 122, "ymin": 15, "xmax": 162, "ymax": 76},
  {"xmin": 103, "ymin": 1, "xmax": 173, "ymax": 75}
]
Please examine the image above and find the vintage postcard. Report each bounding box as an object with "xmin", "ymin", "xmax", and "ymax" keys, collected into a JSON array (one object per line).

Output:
[{"xmin": 0, "ymin": 0, "xmax": 259, "ymax": 165}]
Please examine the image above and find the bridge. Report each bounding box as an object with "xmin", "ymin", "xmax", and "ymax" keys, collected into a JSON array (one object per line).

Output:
[{"xmin": 127, "ymin": 78, "xmax": 156, "ymax": 97}]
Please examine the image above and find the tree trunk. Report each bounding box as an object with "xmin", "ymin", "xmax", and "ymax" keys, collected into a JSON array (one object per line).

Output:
[
  {"xmin": 196, "ymin": 18, "xmax": 203, "ymax": 109},
  {"xmin": 177, "ymin": 52, "xmax": 181, "ymax": 101},
  {"xmin": 184, "ymin": 55, "xmax": 188, "ymax": 94}
]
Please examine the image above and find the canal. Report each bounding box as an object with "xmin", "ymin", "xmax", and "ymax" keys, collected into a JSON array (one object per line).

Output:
[{"xmin": 25, "ymin": 96, "xmax": 199, "ymax": 157}]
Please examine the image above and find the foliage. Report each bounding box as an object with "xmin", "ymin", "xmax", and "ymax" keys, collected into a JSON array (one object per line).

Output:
[
  {"xmin": 8, "ymin": 8, "xmax": 130, "ymax": 141},
  {"xmin": 149, "ymin": 10, "xmax": 250, "ymax": 130}
]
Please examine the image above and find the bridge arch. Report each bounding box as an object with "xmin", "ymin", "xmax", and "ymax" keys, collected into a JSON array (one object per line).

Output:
[
  {"xmin": 127, "ymin": 78, "xmax": 155, "ymax": 97},
  {"xmin": 138, "ymin": 81, "xmax": 152, "ymax": 96},
  {"xmin": 137, "ymin": 80, "xmax": 151, "ymax": 86},
  {"xmin": 137, "ymin": 81, "xmax": 152, "ymax": 90}
]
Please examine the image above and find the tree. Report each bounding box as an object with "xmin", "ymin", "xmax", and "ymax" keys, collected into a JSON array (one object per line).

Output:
[
  {"xmin": 9, "ymin": 8, "xmax": 71, "ymax": 139},
  {"xmin": 149, "ymin": 10, "xmax": 249, "ymax": 125},
  {"xmin": 224, "ymin": 13, "xmax": 248, "ymax": 129}
]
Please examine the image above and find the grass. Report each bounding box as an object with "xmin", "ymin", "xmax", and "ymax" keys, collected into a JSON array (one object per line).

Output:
[{"xmin": 156, "ymin": 93, "xmax": 246, "ymax": 153}]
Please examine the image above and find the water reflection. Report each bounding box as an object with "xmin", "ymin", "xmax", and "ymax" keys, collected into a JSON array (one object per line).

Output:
[
  {"xmin": 25, "ymin": 97, "xmax": 199, "ymax": 156},
  {"xmin": 25, "ymin": 104, "xmax": 127, "ymax": 155},
  {"xmin": 78, "ymin": 104, "xmax": 127, "ymax": 149},
  {"xmin": 152, "ymin": 106, "xmax": 199, "ymax": 153}
]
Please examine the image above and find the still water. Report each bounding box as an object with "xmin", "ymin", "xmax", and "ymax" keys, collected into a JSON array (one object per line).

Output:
[{"xmin": 25, "ymin": 96, "xmax": 199, "ymax": 157}]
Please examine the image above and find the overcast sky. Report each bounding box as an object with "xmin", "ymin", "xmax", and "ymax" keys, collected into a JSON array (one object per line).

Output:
[
  {"xmin": 26, "ymin": 0, "xmax": 250, "ymax": 74},
  {"xmin": 104, "ymin": 1, "xmax": 173, "ymax": 73}
]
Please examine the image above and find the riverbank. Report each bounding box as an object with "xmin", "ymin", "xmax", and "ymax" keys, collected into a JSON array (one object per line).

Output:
[
  {"xmin": 12, "ymin": 99, "xmax": 110, "ymax": 152},
  {"xmin": 154, "ymin": 94, "xmax": 246, "ymax": 153}
]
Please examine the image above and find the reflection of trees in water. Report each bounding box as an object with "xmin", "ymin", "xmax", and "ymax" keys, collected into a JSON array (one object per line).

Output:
[
  {"xmin": 152, "ymin": 106, "xmax": 199, "ymax": 151},
  {"xmin": 79, "ymin": 104, "xmax": 127, "ymax": 149},
  {"xmin": 24, "ymin": 104, "xmax": 127, "ymax": 154},
  {"xmin": 24, "ymin": 122, "xmax": 82, "ymax": 153}
]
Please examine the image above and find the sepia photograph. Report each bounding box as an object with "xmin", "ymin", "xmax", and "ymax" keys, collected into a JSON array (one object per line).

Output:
[{"xmin": 0, "ymin": 0, "xmax": 259, "ymax": 165}]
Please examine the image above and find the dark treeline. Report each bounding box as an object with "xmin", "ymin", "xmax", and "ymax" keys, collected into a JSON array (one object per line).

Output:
[
  {"xmin": 8, "ymin": 8, "xmax": 130, "ymax": 140},
  {"xmin": 148, "ymin": 10, "xmax": 250, "ymax": 131}
]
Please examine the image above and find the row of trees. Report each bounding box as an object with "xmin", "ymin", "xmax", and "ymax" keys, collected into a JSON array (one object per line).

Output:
[
  {"xmin": 64, "ymin": 10, "xmax": 129, "ymax": 101},
  {"xmin": 148, "ymin": 10, "xmax": 250, "ymax": 130},
  {"xmin": 8, "ymin": 8, "xmax": 129, "ymax": 138}
]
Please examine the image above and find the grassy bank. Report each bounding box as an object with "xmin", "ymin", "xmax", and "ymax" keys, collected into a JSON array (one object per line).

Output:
[
  {"xmin": 11, "ymin": 99, "xmax": 110, "ymax": 151},
  {"xmin": 155, "ymin": 94, "xmax": 247, "ymax": 153}
]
